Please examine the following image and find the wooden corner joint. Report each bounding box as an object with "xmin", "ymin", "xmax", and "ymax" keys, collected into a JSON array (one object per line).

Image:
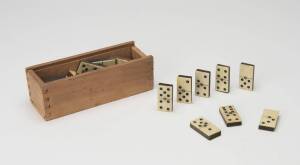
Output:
[
  {"xmin": 43, "ymin": 89, "xmax": 49, "ymax": 94},
  {"xmin": 45, "ymin": 97, "xmax": 50, "ymax": 102},
  {"xmin": 44, "ymin": 111, "xmax": 52, "ymax": 121}
]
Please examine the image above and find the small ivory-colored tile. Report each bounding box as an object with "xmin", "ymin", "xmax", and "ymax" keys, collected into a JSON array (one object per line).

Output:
[
  {"xmin": 239, "ymin": 63, "xmax": 255, "ymax": 91},
  {"xmin": 190, "ymin": 117, "xmax": 221, "ymax": 140},
  {"xmin": 219, "ymin": 105, "xmax": 242, "ymax": 127},
  {"xmin": 92, "ymin": 59, "xmax": 117, "ymax": 66},
  {"xmin": 195, "ymin": 69, "xmax": 210, "ymax": 97},
  {"xmin": 216, "ymin": 64, "xmax": 230, "ymax": 93},
  {"xmin": 177, "ymin": 75, "xmax": 192, "ymax": 103},
  {"xmin": 66, "ymin": 70, "xmax": 77, "ymax": 78},
  {"xmin": 116, "ymin": 58, "xmax": 129, "ymax": 64},
  {"xmin": 76, "ymin": 61, "xmax": 103, "ymax": 74},
  {"xmin": 259, "ymin": 109, "xmax": 279, "ymax": 131},
  {"xmin": 157, "ymin": 83, "xmax": 173, "ymax": 112}
]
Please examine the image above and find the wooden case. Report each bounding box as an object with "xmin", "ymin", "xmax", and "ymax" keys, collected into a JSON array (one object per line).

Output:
[{"xmin": 25, "ymin": 41, "xmax": 154, "ymax": 121}]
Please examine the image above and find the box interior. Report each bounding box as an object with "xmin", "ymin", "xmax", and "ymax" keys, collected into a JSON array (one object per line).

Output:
[{"xmin": 32, "ymin": 46, "xmax": 145, "ymax": 82}]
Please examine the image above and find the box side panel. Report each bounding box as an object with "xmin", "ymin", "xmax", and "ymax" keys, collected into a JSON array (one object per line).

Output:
[
  {"xmin": 44, "ymin": 56, "xmax": 154, "ymax": 120},
  {"xmin": 26, "ymin": 70, "xmax": 48, "ymax": 119}
]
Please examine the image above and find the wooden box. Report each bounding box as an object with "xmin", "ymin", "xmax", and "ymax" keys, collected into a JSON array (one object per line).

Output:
[{"xmin": 26, "ymin": 41, "xmax": 154, "ymax": 121}]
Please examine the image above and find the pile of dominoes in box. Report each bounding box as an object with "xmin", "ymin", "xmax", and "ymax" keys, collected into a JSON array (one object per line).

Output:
[
  {"xmin": 26, "ymin": 41, "xmax": 154, "ymax": 121},
  {"xmin": 158, "ymin": 63, "xmax": 280, "ymax": 140},
  {"xmin": 66, "ymin": 58, "xmax": 129, "ymax": 78}
]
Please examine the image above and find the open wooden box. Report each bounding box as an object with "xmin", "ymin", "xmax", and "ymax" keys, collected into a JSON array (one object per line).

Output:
[{"xmin": 26, "ymin": 41, "xmax": 154, "ymax": 121}]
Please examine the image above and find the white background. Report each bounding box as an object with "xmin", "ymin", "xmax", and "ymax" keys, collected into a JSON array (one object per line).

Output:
[{"xmin": 1, "ymin": 0, "xmax": 300, "ymax": 164}]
